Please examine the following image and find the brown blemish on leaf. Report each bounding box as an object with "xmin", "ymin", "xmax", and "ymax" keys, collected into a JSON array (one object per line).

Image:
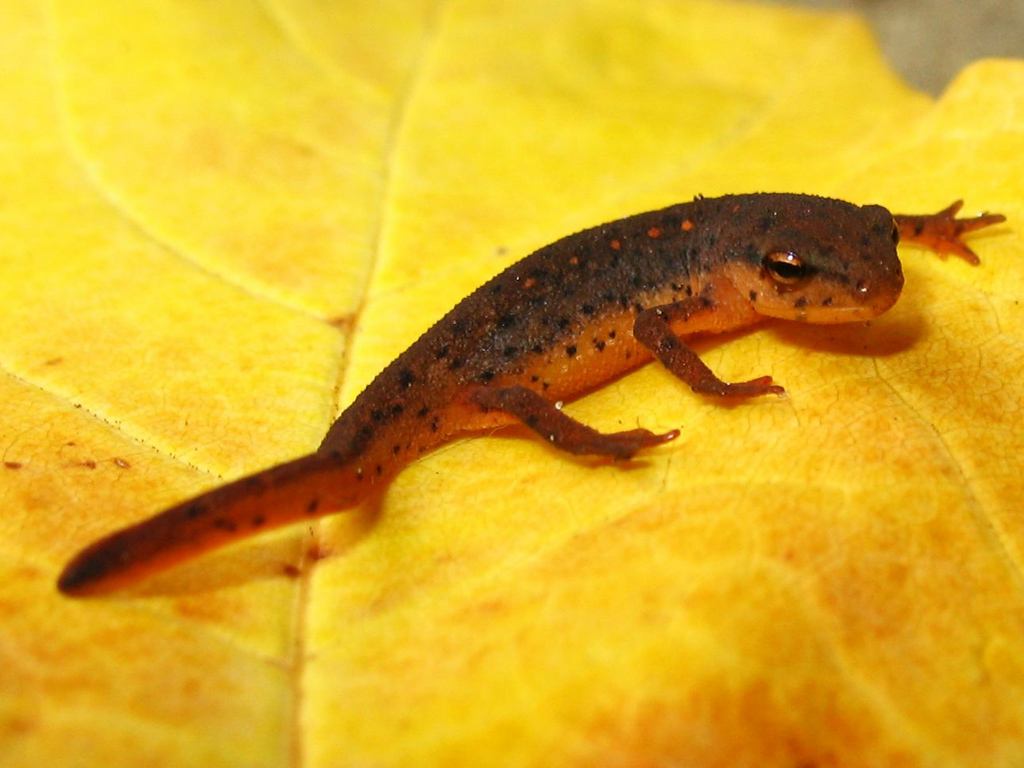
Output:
[
  {"xmin": 307, "ymin": 544, "xmax": 331, "ymax": 562},
  {"xmin": 327, "ymin": 314, "xmax": 355, "ymax": 330},
  {"xmin": 4, "ymin": 461, "xmax": 22, "ymax": 470}
]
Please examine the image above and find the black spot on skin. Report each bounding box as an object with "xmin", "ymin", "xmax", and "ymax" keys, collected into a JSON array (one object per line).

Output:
[
  {"xmin": 530, "ymin": 374, "xmax": 539, "ymax": 382},
  {"xmin": 609, "ymin": 330, "xmax": 617, "ymax": 339},
  {"xmin": 435, "ymin": 345, "xmax": 449, "ymax": 359},
  {"xmin": 594, "ymin": 339, "xmax": 606, "ymax": 352},
  {"xmin": 417, "ymin": 405, "xmax": 429, "ymax": 418},
  {"xmin": 480, "ymin": 370, "xmax": 495, "ymax": 382},
  {"xmin": 431, "ymin": 417, "xmax": 440, "ymax": 433},
  {"xmin": 213, "ymin": 518, "xmax": 237, "ymax": 532},
  {"xmin": 685, "ymin": 285, "xmax": 693, "ymax": 297},
  {"xmin": 393, "ymin": 444, "xmax": 401, "ymax": 455},
  {"xmin": 542, "ymin": 381, "xmax": 550, "ymax": 390},
  {"xmin": 449, "ymin": 358, "xmax": 464, "ymax": 370},
  {"xmin": 371, "ymin": 409, "xmax": 385, "ymax": 423},
  {"xmin": 566, "ymin": 345, "xmax": 577, "ymax": 357},
  {"xmin": 503, "ymin": 346, "xmax": 518, "ymax": 358},
  {"xmin": 526, "ymin": 415, "xmax": 539, "ymax": 427},
  {"xmin": 391, "ymin": 404, "xmax": 403, "ymax": 416},
  {"xmin": 375, "ymin": 465, "xmax": 383, "ymax": 476},
  {"xmin": 358, "ymin": 425, "xmax": 374, "ymax": 441},
  {"xmin": 749, "ymin": 290, "xmax": 758, "ymax": 302},
  {"xmin": 602, "ymin": 291, "xmax": 615, "ymax": 303},
  {"xmin": 581, "ymin": 304, "xmax": 595, "ymax": 315},
  {"xmin": 531, "ymin": 344, "xmax": 543, "ymax": 354},
  {"xmin": 660, "ymin": 337, "xmax": 677, "ymax": 351},
  {"xmin": 491, "ymin": 283, "xmax": 503, "ymax": 294},
  {"xmin": 700, "ymin": 297, "xmax": 713, "ymax": 308},
  {"xmin": 670, "ymin": 282, "xmax": 683, "ymax": 292},
  {"xmin": 251, "ymin": 515, "xmax": 265, "ymax": 528},
  {"xmin": 307, "ymin": 498, "xmax": 320, "ymax": 514},
  {"xmin": 497, "ymin": 314, "xmax": 515, "ymax": 330},
  {"xmin": 185, "ymin": 504, "xmax": 206, "ymax": 519},
  {"xmin": 558, "ymin": 317, "xmax": 570, "ymax": 330},
  {"xmin": 399, "ymin": 369, "xmax": 415, "ymax": 388},
  {"xmin": 794, "ymin": 297, "xmax": 808, "ymax": 309},
  {"xmin": 822, "ymin": 296, "xmax": 833, "ymax": 306}
]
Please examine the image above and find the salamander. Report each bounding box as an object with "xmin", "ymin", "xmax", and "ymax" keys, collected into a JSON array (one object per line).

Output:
[{"xmin": 57, "ymin": 193, "xmax": 1005, "ymax": 596}]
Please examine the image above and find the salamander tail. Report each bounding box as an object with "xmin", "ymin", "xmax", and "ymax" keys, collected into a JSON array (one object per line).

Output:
[{"xmin": 57, "ymin": 450, "xmax": 362, "ymax": 597}]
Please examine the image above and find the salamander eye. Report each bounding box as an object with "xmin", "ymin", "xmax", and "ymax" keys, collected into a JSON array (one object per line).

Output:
[{"xmin": 763, "ymin": 251, "xmax": 807, "ymax": 285}]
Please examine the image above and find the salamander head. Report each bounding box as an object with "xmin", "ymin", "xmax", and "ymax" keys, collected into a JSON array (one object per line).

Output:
[{"xmin": 718, "ymin": 195, "xmax": 904, "ymax": 324}]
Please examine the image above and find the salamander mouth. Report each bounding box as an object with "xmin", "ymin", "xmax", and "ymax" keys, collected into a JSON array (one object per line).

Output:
[
  {"xmin": 749, "ymin": 281, "xmax": 902, "ymax": 323},
  {"xmin": 791, "ymin": 303, "xmax": 889, "ymax": 323}
]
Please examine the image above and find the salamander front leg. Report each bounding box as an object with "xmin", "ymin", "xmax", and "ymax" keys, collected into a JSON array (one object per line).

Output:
[
  {"xmin": 894, "ymin": 200, "xmax": 1006, "ymax": 265},
  {"xmin": 634, "ymin": 299, "xmax": 785, "ymax": 397},
  {"xmin": 471, "ymin": 386, "xmax": 677, "ymax": 460}
]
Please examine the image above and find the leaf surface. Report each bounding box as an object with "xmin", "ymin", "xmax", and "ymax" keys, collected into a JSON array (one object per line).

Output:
[{"xmin": 1, "ymin": 2, "xmax": 1022, "ymax": 766}]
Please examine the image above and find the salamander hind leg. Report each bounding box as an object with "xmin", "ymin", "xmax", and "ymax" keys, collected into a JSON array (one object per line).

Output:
[
  {"xmin": 634, "ymin": 300, "xmax": 785, "ymax": 398},
  {"xmin": 471, "ymin": 386, "xmax": 677, "ymax": 460}
]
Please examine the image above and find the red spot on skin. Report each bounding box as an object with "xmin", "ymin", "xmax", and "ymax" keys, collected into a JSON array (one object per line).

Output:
[
  {"xmin": 610, "ymin": 239, "xmax": 621, "ymax": 250},
  {"xmin": 4, "ymin": 461, "xmax": 22, "ymax": 470},
  {"xmin": 681, "ymin": 219, "xmax": 694, "ymax": 231},
  {"xmin": 647, "ymin": 226, "xmax": 662, "ymax": 238},
  {"xmin": 114, "ymin": 458, "xmax": 130, "ymax": 469},
  {"xmin": 523, "ymin": 277, "xmax": 537, "ymax": 289}
]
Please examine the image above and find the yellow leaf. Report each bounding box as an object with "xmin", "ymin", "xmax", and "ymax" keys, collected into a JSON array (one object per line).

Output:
[{"xmin": 2, "ymin": 1, "xmax": 1023, "ymax": 767}]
